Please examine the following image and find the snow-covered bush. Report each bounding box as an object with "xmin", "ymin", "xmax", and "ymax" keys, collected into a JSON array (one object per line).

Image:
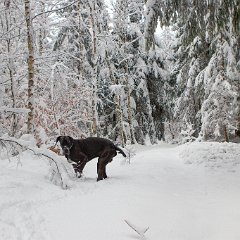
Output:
[
  {"xmin": 0, "ymin": 135, "xmax": 75, "ymax": 189},
  {"xmin": 180, "ymin": 123, "xmax": 196, "ymax": 143},
  {"xmin": 179, "ymin": 142, "xmax": 240, "ymax": 171}
]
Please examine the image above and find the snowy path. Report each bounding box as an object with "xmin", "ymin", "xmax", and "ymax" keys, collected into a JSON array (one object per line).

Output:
[{"xmin": 0, "ymin": 143, "xmax": 240, "ymax": 240}]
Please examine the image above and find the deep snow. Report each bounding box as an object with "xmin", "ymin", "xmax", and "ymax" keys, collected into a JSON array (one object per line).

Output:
[{"xmin": 0, "ymin": 142, "xmax": 240, "ymax": 240}]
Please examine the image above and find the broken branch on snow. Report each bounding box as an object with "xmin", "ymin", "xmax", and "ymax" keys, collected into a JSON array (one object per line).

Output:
[{"xmin": 124, "ymin": 219, "xmax": 149, "ymax": 239}]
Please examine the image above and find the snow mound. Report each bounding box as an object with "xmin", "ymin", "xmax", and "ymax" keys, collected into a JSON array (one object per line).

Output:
[{"xmin": 179, "ymin": 142, "xmax": 240, "ymax": 171}]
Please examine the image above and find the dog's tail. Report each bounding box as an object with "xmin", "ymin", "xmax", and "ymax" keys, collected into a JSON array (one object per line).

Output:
[{"xmin": 115, "ymin": 145, "xmax": 126, "ymax": 157}]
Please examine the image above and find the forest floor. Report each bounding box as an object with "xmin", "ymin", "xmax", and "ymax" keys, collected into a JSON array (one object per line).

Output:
[{"xmin": 0, "ymin": 141, "xmax": 240, "ymax": 240}]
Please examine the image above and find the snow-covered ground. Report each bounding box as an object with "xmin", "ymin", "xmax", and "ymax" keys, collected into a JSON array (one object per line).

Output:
[{"xmin": 0, "ymin": 142, "xmax": 240, "ymax": 240}]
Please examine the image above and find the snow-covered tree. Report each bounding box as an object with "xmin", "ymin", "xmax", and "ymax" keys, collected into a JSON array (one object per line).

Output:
[
  {"xmin": 145, "ymin": 0, "xmax": 240, "ymax": 142},
  {"xmin": 1, "ymin": 0, "xmax": 239, "ymax": 145},
  {"xmin": 109, "ymin": 0, "xmax": 161, "ymax": 145},
  {"xmin": 0, "ymin": 0, "xmax": 30, "ymax": 136}
]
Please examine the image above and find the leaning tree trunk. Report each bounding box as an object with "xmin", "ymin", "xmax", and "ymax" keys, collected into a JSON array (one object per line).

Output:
[
  {"xmin": 24, "ymin": 0, "xmax": 35, "ymax": 134},
  {"xmin": 236, "ymin": 79, "xmax": 240, "ymax": 137}
]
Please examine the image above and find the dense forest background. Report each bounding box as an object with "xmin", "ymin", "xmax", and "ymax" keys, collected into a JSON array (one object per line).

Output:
[{"xmin": 0, "ymin": 0, "xmax": 239, "ymax": 147}]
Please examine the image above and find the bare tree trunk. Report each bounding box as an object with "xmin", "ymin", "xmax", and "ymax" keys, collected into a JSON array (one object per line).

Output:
[
  {"xmin": 236, "ymin": 82, "xmax": 240, "ymax": 137},
  {"xmin": 121, "ymin": 16, "xmax": 136, "ymax": 144},
  {"xmin": 24, "ymin": 0, "xmax": 35, "ymax": 134},
  {"xmin": 4, "ymin": 7, "xmax": 17, "ymax": 136},
  {"xmin": 77, "ymin": 0, "xmax": 83, "ymax": 82},
  {"xmin": 125, "ymin": 65, "xmax": 136, "ymax": 144},
  {"xmin": 8, "ymin": 58, "xmax": 17, "ymax": 136},
  {"xmin": 168, "ymin": 122, "xmax": 175, "ymax": 140},
  {"xmin": 89, "ymin": 0, "xmax": 98, "ymax": 136},
  {"xmin": 144, "ymin": 27, "xmax": 155, "ymax": 52},
  {"xmin": 91, "ymin": 82, "xmax": 98, "ymax": 136},
  {"xmin": 224, "ymin": 125, "xmax": 229, "ymax": 142},
  {"xmin": 38, "ymin": 1, "xmax": 46, "ymax": 55}
]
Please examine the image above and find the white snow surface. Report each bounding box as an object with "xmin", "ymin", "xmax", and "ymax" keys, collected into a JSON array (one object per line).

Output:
[{"xmin": 1, "ymin": 142, "xmax": 240, "ymax": 240}]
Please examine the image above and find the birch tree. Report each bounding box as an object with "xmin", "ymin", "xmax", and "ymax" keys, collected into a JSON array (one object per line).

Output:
[
  {"xmin": 24, "ymin": 0, "xmax": 35, "ymax": 134},
  {"xmin": 89, "ymin": 0, "xmax": 99, "ymax": 136}
]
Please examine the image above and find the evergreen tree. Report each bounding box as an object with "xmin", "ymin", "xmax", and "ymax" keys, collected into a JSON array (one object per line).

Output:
[
  {"xmin": 111, "ymin": 0, "xmax": 159, "ymax": 144},
  {"xmin": 145, "ymin": 0, "xmax": 240, "ymax": 142}
]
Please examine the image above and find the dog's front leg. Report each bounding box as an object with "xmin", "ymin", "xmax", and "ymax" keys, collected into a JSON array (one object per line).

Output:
[
  {"xmin": 74, "ymin": 161, "xmax": 87, "ymax": 178},
  {"xmin": 73, "ymin": 153, "xmax": 88, "ymax": 178}
]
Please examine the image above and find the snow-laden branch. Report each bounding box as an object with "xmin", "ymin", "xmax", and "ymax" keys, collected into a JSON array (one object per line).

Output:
[
  {"xmin": 0, "ymin": 107, "xmax": 30, "ymax": 114},
  {"xmin": 0, "ymin": 136, "xmax": 75, "ymax": 189},
  {"xmin": 109, "ymin": 84, "xmax": 125, "ymax": 95},
  {"xmin": 32, "ymin": 0, "xmax": 80, "ymax": 20},
  {"xmin": 116, "ymin": 56, "xmax": 134, "ymax": 66}
]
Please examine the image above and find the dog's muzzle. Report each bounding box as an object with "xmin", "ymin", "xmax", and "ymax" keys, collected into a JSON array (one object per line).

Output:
[{"xmin": 63, "ymin": 146, "xmax": 70, "ymax": 156}]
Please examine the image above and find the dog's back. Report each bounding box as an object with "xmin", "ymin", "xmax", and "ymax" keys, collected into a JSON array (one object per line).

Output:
[{"xmin": 76, "ymin": 137, "xmax": 115, "ymax": 159}]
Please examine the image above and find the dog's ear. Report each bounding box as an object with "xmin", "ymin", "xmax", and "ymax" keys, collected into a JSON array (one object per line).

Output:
[
  {"xmin": 66, "ymin": 136, "xmax": 74, "ymax": 147},
  {"xmin": 56, "ymin": 136, "xmax": 62, "ymax": 144}
]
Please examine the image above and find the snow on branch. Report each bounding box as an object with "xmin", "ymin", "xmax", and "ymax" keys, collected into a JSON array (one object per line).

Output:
[
  {"xmin": 109, "ymin": 84, "xmax": 125, "ymax": 95},
  {"xmin": 0, "ymin": 107, "xmax": 30, "ymax": 114},
  {"xmin": 32, "ymin": 0, "xmax": 80, "ymax": 20},
  {"xmin": 123, "ymin": 145, "xmax": 136, "ymax": 164},
  {"xmin": 0, "ymin": 136, "xmax": 75, "ymax": 189}
]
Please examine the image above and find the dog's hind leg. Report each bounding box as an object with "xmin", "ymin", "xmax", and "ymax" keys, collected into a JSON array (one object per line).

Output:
[
  {"xmin": 97, "ymin": 159, "xmax": 107, "ymax": 181},
  {"xmin": 97, "ymin": 150, "xmax": 117, "ymax": 181},
  {"xmin": 97, "ymin": 162, "xmax": 109, "ymax": 179}
]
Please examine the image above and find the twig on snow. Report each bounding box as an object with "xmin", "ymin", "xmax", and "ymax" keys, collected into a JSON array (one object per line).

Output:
[{"xmin": 124, "ymin": 219, "xmax": 149, "ymax": 239}]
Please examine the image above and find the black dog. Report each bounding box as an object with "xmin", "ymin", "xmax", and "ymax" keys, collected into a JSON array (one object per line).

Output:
[{"xmin": 56, "ymin": 136, "xmax": 126, "ymax": 181}]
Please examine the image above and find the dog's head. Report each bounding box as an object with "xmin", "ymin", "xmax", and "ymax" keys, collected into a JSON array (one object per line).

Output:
[{"xmin": 56, "ymin": 136, "xmax": 74, "ymax": 156}]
